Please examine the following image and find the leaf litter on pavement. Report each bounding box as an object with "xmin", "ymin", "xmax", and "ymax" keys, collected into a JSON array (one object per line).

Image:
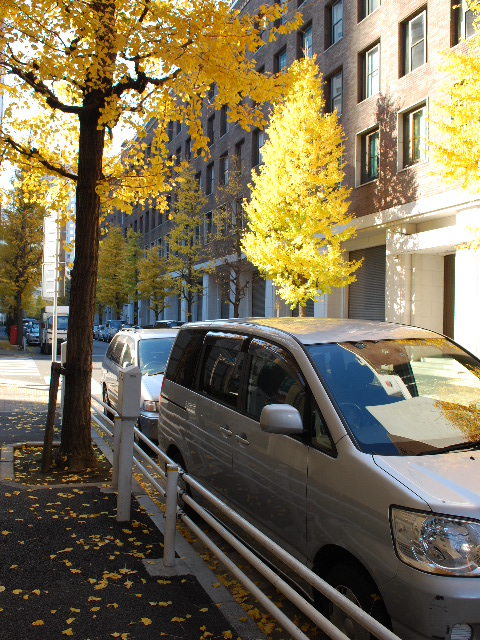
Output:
[{"xmin": 0, "ymin": 485, "xmax": 239, "ymax": 639}]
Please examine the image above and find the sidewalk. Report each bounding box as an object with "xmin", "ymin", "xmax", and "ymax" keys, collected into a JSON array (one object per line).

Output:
[{"xmin": 0, "ymin": 379, "xmax": 265, "ymax": 640}]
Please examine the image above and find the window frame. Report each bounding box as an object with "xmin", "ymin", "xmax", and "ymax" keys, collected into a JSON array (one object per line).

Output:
[
  {"xmin": 275, "ymin": 46, "xmax": 287, "ymax": 73},
  {"xmin": 252, "ymin": 129, "xmax": 265, "ymax": 167},
  {"xmin": 356, "ymin": 126, "xmax": 380, "ymax": 185},
  {"xmin": 359, "ymin": 0, "xmax": 380, "ymax": 21},
  {"xmin": 403, "ymin": 10, "xmax": 426, "ymax": 76},
  {"xmin": 327, "ymin": 69, "xmax": 343, "ymax": 114},
  {"xmin": 361, "ymin": 43, "xmax": 380, "ymax": 100},
  {"xmin": 453, "ymin": 0, "xmax": 475, "ymax": 44},
  {"xmin": 207, "ymin": 114, "xmax": 215, "ymax": 147},
  {"xmin": 220, "ymin": 153, "xmax": 229, "ymax": 186},
  {"xmin": 401, "ymin": 103, "xmax": 427, "ymax": 169},
  {"xmin": 331, "ymin": 0, "xmax": 343, "ymax": 45},
  {"xmin": 206, "ymin": 162, "xmax": 214, "ymax": 196}
]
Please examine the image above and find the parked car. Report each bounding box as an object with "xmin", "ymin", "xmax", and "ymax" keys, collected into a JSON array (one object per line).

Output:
[
  {"xmin": 26, "ymin": 325, "xmax": 40, "ymax": 346},
  {"xmin": 154, "ymin": 320, "xmax": 184, "ymax": 329},
  {"xmin": 95, "ymin": 324, "xmax": 106, "ymax": 341},
  {"xmin": 104, "ymin": 319, "xmax": 123, "ymax": 342},
  {"xmin": 93, "ymin": 324, "xmax": 99, "ymax": 338},
  {"xmin": 158, "ymin": 317, "xmax": 480, "ymax": 640},
  {"xmin": 101, "ymin": 328, "xmax": 178, "ymax": 442}
]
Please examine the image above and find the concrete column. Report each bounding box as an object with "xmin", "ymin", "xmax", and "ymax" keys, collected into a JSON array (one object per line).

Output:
[
  {"xmin": 454, "ymin": 247, "xmax": 480, "ymax": 357},
  {"xmin": 385, "ymin": 225, "xmax": 416, "ymax": 325}
]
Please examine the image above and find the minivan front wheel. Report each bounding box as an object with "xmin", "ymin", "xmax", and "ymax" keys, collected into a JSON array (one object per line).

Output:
[{"xmin": 316, "ymin": 563, "xmax": 391, "ymax": 640}]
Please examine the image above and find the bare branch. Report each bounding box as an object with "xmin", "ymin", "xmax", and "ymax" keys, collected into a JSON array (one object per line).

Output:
[{"xmin": 2, "ymin": 135, "xmax": 78, "ymax": 182}]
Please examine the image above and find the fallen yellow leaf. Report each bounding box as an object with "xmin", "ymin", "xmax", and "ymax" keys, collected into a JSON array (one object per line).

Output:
[
  {"xmin": 141, "ymin": 618, "xmax": 152, "ymax": 626},
  {"xmin": 32, "ymin": 620, "xmax": 44, "ymax": 626},
  {"xmin": 62, "ymin": 629, "xmax": 74, "ymax": 636}
]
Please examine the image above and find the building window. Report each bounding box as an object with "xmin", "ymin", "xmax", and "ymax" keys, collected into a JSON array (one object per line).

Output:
[
  {"xmin": 403, "ymin": 104, "xmax": 426, "ymax": 167},
  {"xmin": 176, "ymin": 120, "xmax": 182, "ymax": 135},
  {"xmin": 361, "ymin": 43, "xmax": 380, "ymax": 100},
  {"xmin": 204, "ymin": 211, "xmax": 213, "ymax": 242},
  {"xmin": 403, "ymin": 10, "xmax": 426, "ymax": 75},
  {"xmin": 275, "ymin": 47, "xmax": 287, "ymax": 73},
  {"xmin": 195, "ymin": 171, "xmax": 202, "ymax": 189},
  {"xmin": 453, "ymin": 0, "xmax": 474, "ymax": 44},
  {"xmin": 253, "ymin": 129, "xmax": 265, "ymax": 167},
  {"xmin": 220, "ymin": 106, "xmax": 229, "ymax": 137},
  {"xmin": 235, "ymin": 139, "xmax": 245, "ymax": 171},
  {"xmin": 145, "ymin": 210, "xmax": 150, "ymax": 233},
  {"xmin": 185, "ymin": 137, "xmax": 191, "ymax": 161},
  {"xmin": 175, "ymin": 147, "xmax": 181, "ymax": 165},
  {"xmin": 329, "ymin": 0, "xmax": 343, "ymax": 46},
  {"xmin": 206, "ymin": 162, "xmax": 214, "ymax": 195},
  {"xmin": 277, "ymin": 0, "xmax": 288, "ymax": 25},
  {"xmin": 207, "ymin": 84, "xmax": 216, "ymax": 102},
  {"xmin": 299, "ymin": 24, "xmax": 313, "ymax": 58},
  {"xmin": 327, "ymin": 70, "xmax": 343, "ymax": 114},
  {"xmin": 220, "ymin": 154, "xmax": 229, "ymax": 185},
  {"xmin": 360, "ymin": 0, "xmax": 380, "ymax": 20},
  {"xmin": 360, "ymin": 128, "xmax": 379, "ymax": 183},
  {"xmin": 167, "ymin": 121, "xmax": 174, "ymax": 142},
  {"xmin": 207, "ymin": 115, "xmax": 215, "ymax": 146}
]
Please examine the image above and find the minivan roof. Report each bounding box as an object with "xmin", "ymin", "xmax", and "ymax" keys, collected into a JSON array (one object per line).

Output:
[{"xmin": 182, "ymin": 317, "xmax": 439, "ymax": 345}]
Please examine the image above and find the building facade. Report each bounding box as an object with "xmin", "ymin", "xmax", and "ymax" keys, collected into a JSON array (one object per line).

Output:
[{"xmin": 104, "ymin": 0, "xmax": 480, "ymax": 357}]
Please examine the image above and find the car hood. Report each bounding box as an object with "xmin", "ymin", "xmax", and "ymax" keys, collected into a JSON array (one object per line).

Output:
[
  {"xmin": 141, "ymin": 374, "xmax": 164, "ymax": 402},
  {"xmin": 374, "ymin": 451, "xmax": 480, "ymax": 516}
]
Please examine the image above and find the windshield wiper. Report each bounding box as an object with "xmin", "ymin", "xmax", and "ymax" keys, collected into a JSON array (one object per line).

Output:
[{"xmin": 417, "ymin": 440, "xmax": 480, "ymax": 455}]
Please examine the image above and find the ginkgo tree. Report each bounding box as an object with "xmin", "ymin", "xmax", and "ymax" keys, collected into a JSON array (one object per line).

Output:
[
  {"xmin": 430, "ymin": 0, "xmax": 480, "ymax": 249},
  {"xmin": 0, "ymin": 0, "xmax": 300, "ymax": 469},
  {"xmin": 96, "ymin": 227, "xmax": 141, "ymax": 318},
  {"xmin": 166, "ymin": 163, "xmax": 210, "ymax": 320},
  {"xmin": 0, "ymin": 169, "xmax": 45, "ymax": 343},
  {"xmin": 242, "ymin": 56, "xmax": 361, "ymax": 315}
]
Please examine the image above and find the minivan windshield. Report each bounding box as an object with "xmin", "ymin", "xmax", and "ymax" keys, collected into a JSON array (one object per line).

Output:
[
  {"xmin": 307, "ymin": 338, "xmax": 480, "ymax": 456},
  {"xmin": 138, "ymin": 337, "xmax": 176, "ymax": 376}
]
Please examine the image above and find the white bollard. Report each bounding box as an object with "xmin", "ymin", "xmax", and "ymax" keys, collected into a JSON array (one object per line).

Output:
[
  {"xmin": 115, "ymin": 365, "xmax": 141, "ymax": 522},
  {"xmin": 163, "ymin": 464, "xmax": 179, "ymax": 568}
]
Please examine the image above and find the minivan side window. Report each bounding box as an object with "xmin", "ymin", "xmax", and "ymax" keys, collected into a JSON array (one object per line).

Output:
[
  {"xmin": 165, "ymin": 329, "xmax": 207, "ymax": 389},
  {"xmin": 198, "ymin": 333, "xmax": 247, "ymax": 408},
  {"xmin": 106, "ymin": 336, "xmax": 124, "ymax": 365},
  {"xmin": 246, "ymin": 339, "xmax": 306, "ymax": 421},
  {"xmin": 121, "ymin": 337, "xmax": 135, "ymax": 367},
  {"xmin": 312, "ymin": 402, "xmax": 336, "ymax": 455}
]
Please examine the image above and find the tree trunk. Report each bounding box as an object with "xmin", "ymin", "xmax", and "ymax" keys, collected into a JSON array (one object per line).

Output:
[
  {"xmin": 299, "ymin": 304, "xmax": 307, "ymax": 318},
  {"xmin": 60, "ymin": 104, "xmax": 104, "ymax": 470}
]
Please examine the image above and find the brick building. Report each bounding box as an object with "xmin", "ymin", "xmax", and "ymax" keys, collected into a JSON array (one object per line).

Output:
[{"xmin": 105, "ymin": 0, "xmax": 480, "ymax": 357}]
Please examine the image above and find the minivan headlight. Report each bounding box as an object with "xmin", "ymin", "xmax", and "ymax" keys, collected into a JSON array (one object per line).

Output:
[
  {"xmin": 391, "ymin": 508, "xmax": 480, "ymax": 576},
  {"xmin": 142, "ymin": 400, "xmax": 158, "ymax": 413}
]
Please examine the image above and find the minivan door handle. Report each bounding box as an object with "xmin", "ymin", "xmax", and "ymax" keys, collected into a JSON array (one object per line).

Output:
[
  {"xmin": 220, "ymin": 424, "xmax": 233, "ymax": 437},
  {"xmin": 235, "ymin": 433, "xmax": 249, "ymax": 446}
]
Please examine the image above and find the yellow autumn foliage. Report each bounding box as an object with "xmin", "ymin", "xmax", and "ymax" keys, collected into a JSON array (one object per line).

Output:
[{"xmin": 242, "ymin": 56, "xmax": 361, "ymax": 311}]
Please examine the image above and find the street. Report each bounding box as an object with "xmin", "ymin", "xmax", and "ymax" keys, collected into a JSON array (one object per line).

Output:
[{"xmin": 0, "ymin": 327, "xmax": 108, "ymax": 392}]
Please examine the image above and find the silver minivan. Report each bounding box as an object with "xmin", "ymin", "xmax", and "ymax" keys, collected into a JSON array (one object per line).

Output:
[{"xmin": 158, "ymin": 318, "xmax": 480, "ymax": 640}]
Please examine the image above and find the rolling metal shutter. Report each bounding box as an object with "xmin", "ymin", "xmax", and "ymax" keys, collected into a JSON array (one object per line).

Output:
[{"xmin": 348, "ymin": 245, "xmax": 386, "ymax": 321}]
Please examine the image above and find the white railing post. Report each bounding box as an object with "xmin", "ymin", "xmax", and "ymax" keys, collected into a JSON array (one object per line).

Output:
[
  {"xmin": 163, "ymin": 463, "xmax": 179, "ymax": 568},
  {"xmin": 115, "ymin": 364, "xmax": 141, "ymax": 522},
  {"xmin": 60, "ymin": 341, "xmax": 67, "ymax": 424},
  {"xmin": 111, "ymin": 415, "xmax": 121, "ymax": 490}
]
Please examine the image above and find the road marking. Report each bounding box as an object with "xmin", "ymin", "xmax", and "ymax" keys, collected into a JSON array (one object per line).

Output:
[{"xmin": 0, "ymin": 357, "xmax": 41, "ymax": 379}]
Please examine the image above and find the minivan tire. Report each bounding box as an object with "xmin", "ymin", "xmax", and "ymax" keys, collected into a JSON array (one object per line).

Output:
[{"xmin": 316, "ymin": 562, "xmax": 391, "ymax": 640}]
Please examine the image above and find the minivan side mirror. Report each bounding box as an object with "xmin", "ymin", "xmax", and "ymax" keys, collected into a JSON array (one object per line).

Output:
[{"xmin": 260, "ymin": 404, "xmax": 304, "ymax": 435}]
